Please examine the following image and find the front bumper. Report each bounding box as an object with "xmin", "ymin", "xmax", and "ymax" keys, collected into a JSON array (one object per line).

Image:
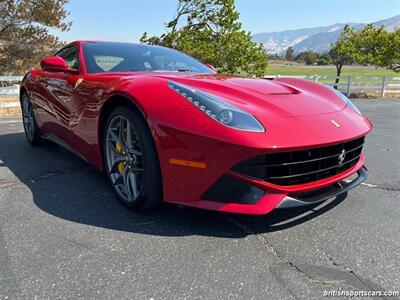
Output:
[
  {"xmin": 148, "ymin": 108, "xmax": 372, "ymax": 215},
  {"xmin": 165, "ymin": 153, "xmax": 367, "ymax": 215}
]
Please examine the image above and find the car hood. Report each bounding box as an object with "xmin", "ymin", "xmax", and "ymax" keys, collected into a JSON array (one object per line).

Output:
[{"xmin": 149, "ymin": 73, "xmax": 346, "ymax": 118}]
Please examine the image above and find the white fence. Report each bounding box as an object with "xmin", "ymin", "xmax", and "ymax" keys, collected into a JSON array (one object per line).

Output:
[
  {"xmin": 0, "ymin": 76, "xmax": 23, "ymax": 99},
  {"xmin": 1, "ymin": 75, "xmax": 399, "ymax": 98},
  {"xmin": 267, "ymin": 75, "xmax": 400, "ymax": 97}
]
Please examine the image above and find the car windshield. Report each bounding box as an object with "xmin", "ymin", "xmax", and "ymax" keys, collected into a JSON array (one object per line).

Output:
[{"xmin": 82, "ymin": 42, "xmax": 214, "ymax": 74}]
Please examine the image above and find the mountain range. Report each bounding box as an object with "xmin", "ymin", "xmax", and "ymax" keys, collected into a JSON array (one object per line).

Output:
[{"xmin": 251, "ymin": 15, "xmax": 400, "ymax": 55}]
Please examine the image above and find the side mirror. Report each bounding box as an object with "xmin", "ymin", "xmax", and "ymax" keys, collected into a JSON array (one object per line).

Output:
[
  {"xmin": 41, "ymin": 56, "xmax": 79, "ymax": 74},
  {"xmin": 206, "ymin": 64, "xmax": 217, "ymax": 72}
]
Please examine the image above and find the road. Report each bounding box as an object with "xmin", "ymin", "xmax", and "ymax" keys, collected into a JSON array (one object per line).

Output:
[{"xmin": 0, "ymin": 99, "xmax": 399, "ymax": 299}]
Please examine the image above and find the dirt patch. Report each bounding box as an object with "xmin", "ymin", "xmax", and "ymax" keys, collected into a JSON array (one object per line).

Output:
[
  {"xmin": 349, "ymin": 92, "xmax": 400, "ymax": 99},
  {"xmin": 0, "ymin": 106, "xmax": 21, "ymax": 118},
  {"xmin": 0, "ymin": 96, "xmax": 18, "ymax": 102}
]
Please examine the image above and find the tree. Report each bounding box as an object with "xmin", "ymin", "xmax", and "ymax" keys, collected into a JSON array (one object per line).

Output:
[
  {"xmin": 285, "ymin": 46, "xmax": 294, "ymax": 61},
  {"xmin": 389, "ymin": 29, "xmax": 400, "ymax": 72},
  {"xmin": 329, "ymin": 25, "xmax": 356, "ymax": 88},
  {"xmin": 295, "ymin": 51, "xmax": 318, "ymax": 65},
  {"xmin": 353, "ymin": 25, "xmax": 400, "ymax": 72},
  {"xmin": 0, "ymin": 0, "xmax": 70, "ymax": 75},
  {"xmin": 316, "ymin": 58, "xmax": 329, "ymax": 65},
  {"xmin": 140, "ymin": 0, "xmax": 267, "ymax": 77},
  {"xmin": 316, "ymin": 52, "xmax": 331, "ymax": 65},
  {"xmin": 267, "ymin": 53, "xmax": 282, "ymax": 60},
  {"xmin": 330, "ymin": 24, "xmax": 400, "ymax": 88}
]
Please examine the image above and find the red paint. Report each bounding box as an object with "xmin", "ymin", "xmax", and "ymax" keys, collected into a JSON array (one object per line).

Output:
[
  {"xmin": 21, "ymin": 41, "xmax": 373, "ymax": 215},
  {"xmin": 41, "ymin": 56, "xmax": 79, "ymax": 74}
]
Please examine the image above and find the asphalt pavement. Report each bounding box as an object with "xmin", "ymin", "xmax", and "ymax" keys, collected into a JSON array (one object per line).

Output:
[{"xmin": 0, "ymin": 99, "xmax": 399, "ymax": 299}]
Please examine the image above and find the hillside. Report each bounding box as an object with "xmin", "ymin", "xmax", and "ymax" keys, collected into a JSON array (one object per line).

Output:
[{"xmin": 252, "ymin": 15, "xmax": 400, "ymax": 54}]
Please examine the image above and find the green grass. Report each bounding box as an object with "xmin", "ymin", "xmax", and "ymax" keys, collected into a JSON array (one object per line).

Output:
[{"xmin": 266, "ymin": 65, "xmax": 398, "ymax": 77}]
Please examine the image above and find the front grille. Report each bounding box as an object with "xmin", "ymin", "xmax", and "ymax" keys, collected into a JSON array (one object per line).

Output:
[{"xmin": 232, "ymin": 137, "xmax": 365, "ymax": 186}]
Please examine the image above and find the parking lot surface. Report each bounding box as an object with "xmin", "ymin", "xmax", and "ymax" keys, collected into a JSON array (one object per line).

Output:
[{"xmin": 0, "ymin": 99, "xmax": 399, "ymax": 299}]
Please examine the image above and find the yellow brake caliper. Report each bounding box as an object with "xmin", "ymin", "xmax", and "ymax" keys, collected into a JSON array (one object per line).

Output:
[{"xmin": 115, "ymin": 143, "xmax": 126, "ymax": 173}]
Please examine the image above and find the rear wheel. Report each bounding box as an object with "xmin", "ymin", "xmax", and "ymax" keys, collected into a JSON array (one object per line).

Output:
[
  {"xmin": 103, "ymin": 106, "xmax": 162, "ymax": 210},
  {"xmin": 21, "ymin": 92, "xmax": 44, "ymax": 145}
]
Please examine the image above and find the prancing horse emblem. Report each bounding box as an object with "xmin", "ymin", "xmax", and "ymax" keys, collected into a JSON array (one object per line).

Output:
[
  {"xmin": 330, "ymin": 119, "xmax": 340, "ymax": 128},
  {"xmin": 338, "ymin": 149, "xmax": 346, "ymax": 166},
  {"xmin": 75, "ymin": 78, "xmax": 84, "ymax": 88}
]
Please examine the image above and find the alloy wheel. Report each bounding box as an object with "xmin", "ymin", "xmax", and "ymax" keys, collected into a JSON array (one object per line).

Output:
[
  {"xmin": 22, "ymin": 93, "xmax": 35, "ymax": 140},
  {"xmin": 105, "ymin": 115, "xmax": 144, "ymax": 203}
]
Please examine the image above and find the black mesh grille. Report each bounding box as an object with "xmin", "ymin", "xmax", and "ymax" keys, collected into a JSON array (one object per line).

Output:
[{"xmin": 231, "ymin": 137, "xmax": 365, "ymax": 186}]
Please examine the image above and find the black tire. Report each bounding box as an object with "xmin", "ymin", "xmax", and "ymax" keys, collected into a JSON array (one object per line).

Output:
[
  {"xmin": 20, "ymin": 92, "xmax": 45, "ymax": 146},
  {"xmin": 103, "ymin": 105, "xmax": 163, "ymax": 210}
]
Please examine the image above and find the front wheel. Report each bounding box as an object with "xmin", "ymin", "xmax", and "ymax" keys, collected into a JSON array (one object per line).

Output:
[
  {"xmin": 103, "ymin": 106, "xmax": 163, "ymax": 210},
  {"xmin": 21, "ymin": 92, "xmax": 45, "ymax": 145}
]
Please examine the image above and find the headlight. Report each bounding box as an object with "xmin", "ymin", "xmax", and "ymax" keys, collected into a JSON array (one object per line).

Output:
[
  {"xmin": 327, "ymin": 86, "xmax": 362, "ymax": 115},
  {"xmin": 168, "ymin": 81, "xmax": 265, "ymax": 132}
]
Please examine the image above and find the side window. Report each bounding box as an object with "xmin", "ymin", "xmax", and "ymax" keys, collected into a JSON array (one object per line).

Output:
[{"xmin": 56, "ymin": 46, "xmax": 80, "ymax": 70}]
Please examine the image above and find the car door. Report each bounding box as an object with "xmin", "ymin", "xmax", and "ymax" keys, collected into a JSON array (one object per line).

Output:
[{"xmin": 37, "ymin": 45, "xmax": 87, "ymax": 146}]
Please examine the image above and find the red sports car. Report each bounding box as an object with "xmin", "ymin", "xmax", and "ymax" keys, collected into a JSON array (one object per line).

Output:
[{"xmin": 20, "ymin": 41, "xmax": 372, "ymax": 215}]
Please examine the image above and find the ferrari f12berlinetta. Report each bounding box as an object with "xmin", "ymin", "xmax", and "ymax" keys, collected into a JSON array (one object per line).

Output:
[{"xmin": 20, "ymin": 41, "xmax": 372, "ymax": 214}]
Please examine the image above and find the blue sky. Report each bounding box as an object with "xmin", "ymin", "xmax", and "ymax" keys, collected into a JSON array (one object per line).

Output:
[{"xmin": 57, "ymin": 0, "xmax": 399, "ymax": 42}]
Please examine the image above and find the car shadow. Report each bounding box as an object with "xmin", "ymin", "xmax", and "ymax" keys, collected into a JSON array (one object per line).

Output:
[{"xmin": 0, "ymin": 132, "xmax": 348, "ymax": 238}]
